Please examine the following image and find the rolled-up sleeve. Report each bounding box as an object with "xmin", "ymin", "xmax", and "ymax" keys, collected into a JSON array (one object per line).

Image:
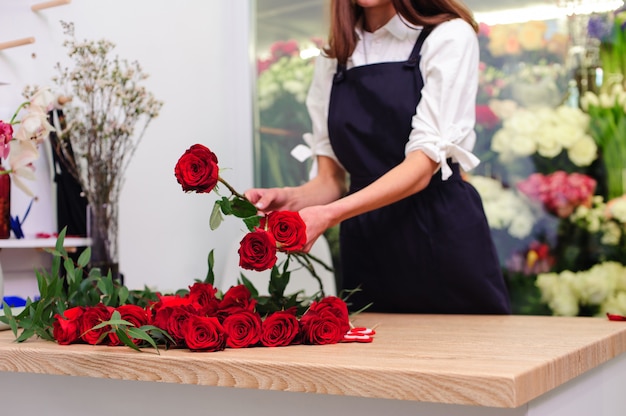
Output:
[{"xmin": 405, "ymin": 19, "xmax": 480, "ymax": 180}]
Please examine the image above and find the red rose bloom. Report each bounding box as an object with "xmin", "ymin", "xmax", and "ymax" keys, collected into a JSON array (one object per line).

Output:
[
  {"xmin": 219, "ymin": 284, "xmax": 257, "ymax": 317},
  {"xmin": 223, "ymin": 310, "xmax": 262, "ymax": 348},
  {"xmin": 108, "ymin": 304, "xmax": 150, "ymax": 346},
  {"xmin": 188, "ymin": 282, "xmax": 219, "ymax": 316},
  {"xmin": 166, "ymin": 305, "xmax": 197, "ymax": 347},
  {"xmin": 174, "ymin": 144, "xmax": 219, "ymax": 193},
  {"xmin": 79, "ymin": 304, "xmax": 113, "ymax": 345},
  {"xmin": 260, "ymin": 309, "xmax": 300, "ymax": 347},
  {"xmin": 150, "ymin": 294, "xmax": 192, "ymax": 329},
  {"xmin": 307, "ymin": 296, "xmax": 350, "ymax": 334},
  {"xmin": 238, "ymin": 229, "xmax": 277, "ymax": 271},
  {"xmin": 185, "ymin": 315, "xmax": 227, "ymax": 352},
  {"xmin": 299, "ymin": 311, "xmax": 344, "ymax": 345},
  {"xmin": 53, "ymin": 306, "xmax": 85, "ymax": 345},
  {"xmin": 264, "ymin": 211, "xmax": 307, "ymax": 252}
]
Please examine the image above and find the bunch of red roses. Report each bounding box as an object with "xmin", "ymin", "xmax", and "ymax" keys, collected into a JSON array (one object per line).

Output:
[
  {"xmin": 53, "ymin": 282, "xmax": 355, "ymax": 351},
  {"xmin": 174, "ymin": 143, "xmax": 312, "ymax": 274}
]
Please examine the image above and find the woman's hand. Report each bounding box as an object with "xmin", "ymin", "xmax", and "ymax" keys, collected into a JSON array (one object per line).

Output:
[
  {"xmin": 244, "ymin": 187, "xmax": 292, "ymax": 214},
  {"xmin": 298, "ymin": 205, "xmax": 336, "ymax": 253}
]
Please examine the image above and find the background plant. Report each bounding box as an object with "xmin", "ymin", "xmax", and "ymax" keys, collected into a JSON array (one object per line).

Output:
[{"xmin": 51, "ymin": 21, "xmax": 163, "ymax": 267}]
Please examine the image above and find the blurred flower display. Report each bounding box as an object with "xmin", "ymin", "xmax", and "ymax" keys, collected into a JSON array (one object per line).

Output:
[
  {"xmin": 256, "ymin": 39, "xmax": 320, "ymax": 188},
  {"xmin": 472, "ymin": 5, "xmax": 626, "ymax": 316}
]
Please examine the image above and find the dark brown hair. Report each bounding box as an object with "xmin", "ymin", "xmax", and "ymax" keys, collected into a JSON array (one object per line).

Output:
[{"xmin": 325, "ymin": 0, "xmax": 478, "ymax": 65}]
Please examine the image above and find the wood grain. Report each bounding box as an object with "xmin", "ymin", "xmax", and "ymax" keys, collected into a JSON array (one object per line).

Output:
[{"xmin": 2, "ymin": 314, "xmax": 626, "ymax": 408}]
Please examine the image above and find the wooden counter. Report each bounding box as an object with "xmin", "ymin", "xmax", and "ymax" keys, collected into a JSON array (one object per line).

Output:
[{"xmin": 1, "ymin": 314, "xmax": 626, "ymax": 415}]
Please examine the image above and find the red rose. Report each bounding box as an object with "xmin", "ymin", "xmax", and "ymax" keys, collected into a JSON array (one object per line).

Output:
[
  {"xmin": 299, "ymin": 311, "xmax": 344, "ymax": 345},
  {"xmin": 150, "ymin": 294, "xmax": 192, "ymax": 329},
  {"xmin": 219, "ymin": 284, "xmax": 257, "ymax": 317},
  {"xmin": 174, "ymin": 144, "xmax": 219, "ymax": 193},
  {"xmin": 166, "ymin": 305, "xmax": 197, "ymax": 346},
  {"xmin": 260, "ymin": 309, "xmax": 300, "ymax": 347},
  {"xmin": 188, "ymin": 282, "xmax": 220, "ymax": 316},
  {"xmin": 222, "ymin": 310, "xmax": 262, "ymax": 348},
  {"xmin": 185, "ymin": 315, "xmax": 227, "ymax": 352},
  {"xmin": 308, "ymin": 296, "xmax": 350, "ymax": 334},
  {"xmin": 238, "ymin": 229, "xmax": 277, "ymax": 271},
  {"xmin": 79, "ymin": 304, "xmax": 113, "ymax": 345},
  {"xmin": 108, "ymin": 304, "xmax": 150, "ymax": 346},
  {"xmin": 53, "ymin": 306, "xmax": 85, "ymax": 345},
  {"xmin": 264, "ymin": 211, "xmax": 307, "ymax": 252}
]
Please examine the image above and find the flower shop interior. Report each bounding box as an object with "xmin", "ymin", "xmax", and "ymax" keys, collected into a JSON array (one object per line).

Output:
[{"xmin": 3, "ymin": 1, "xmax": 626, "ymax": 415}]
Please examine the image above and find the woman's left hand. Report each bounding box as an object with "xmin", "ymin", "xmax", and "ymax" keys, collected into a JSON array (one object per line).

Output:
[{"xmin": 298, "ymin": 205, "xmax": 335, "ymax": 253}]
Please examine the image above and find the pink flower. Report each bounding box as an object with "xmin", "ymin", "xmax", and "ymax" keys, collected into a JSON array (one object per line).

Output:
[
  {"xmin": 476, "ymin": 104, "xmax": 500, "ymax": 130},
  {"xmin": 0, "ymin": 121, "xmax": 13, "ymax": 159},
  {"xmin": 517, "ymin": 171, "xmax": 596, "ymax": 218}
]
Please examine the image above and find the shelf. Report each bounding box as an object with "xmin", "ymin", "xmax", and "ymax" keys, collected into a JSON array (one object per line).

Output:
[{"xmin": 0, "ymin": 237, "xmax": 91, "ymax": 249}]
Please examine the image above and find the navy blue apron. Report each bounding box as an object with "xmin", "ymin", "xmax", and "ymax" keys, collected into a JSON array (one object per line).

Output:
[{"xmin": 328, "ymin": 27, "xmax": 511, "ymax": 314}]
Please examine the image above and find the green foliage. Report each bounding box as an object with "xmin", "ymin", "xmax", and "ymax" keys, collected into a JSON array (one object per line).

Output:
[
  {"xmin": 0, "ymin": 227, "xmax": 161, "ymax": 351},
  {"xmin": 210, "ymin": 196, "xmax": 260, "ymax": 231}
]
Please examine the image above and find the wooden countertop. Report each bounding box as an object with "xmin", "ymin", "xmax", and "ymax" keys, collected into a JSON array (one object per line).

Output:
[{"xmin": 1, "ymin": 313, "xmax": 626, "ymax": 408}]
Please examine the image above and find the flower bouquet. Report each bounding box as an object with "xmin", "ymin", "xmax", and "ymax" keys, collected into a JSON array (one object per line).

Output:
[
  {"xmin": 0, "ymin": 87, "xmax": 56, "ymax": 238},
  {"xmin": 50, "ymin": 21, "xmax": 163, "ymax": 278},
  {"xmin": 0, "ymin": 144, "xmax": 373, "ymax": 353}
]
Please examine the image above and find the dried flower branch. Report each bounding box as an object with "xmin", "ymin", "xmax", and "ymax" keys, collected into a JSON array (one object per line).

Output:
[{"xmin": 51, "ymin": 21, "xmax": 163, "ymax": 265}]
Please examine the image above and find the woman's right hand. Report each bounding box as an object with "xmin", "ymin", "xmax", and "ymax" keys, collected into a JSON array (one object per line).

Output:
[{"xmin": 244, "ymin": 187, "xmax": 292, "ymax": 214}]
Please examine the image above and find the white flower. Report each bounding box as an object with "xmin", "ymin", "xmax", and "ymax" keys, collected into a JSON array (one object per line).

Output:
[
  {"xmin": 535, "ymin": 125, "xmax": 563, "ymax": 158},
  {"xmin": 577, "ymin": 263, "xmax": 619, "ymax": 305},
  {"xmin": 488, "ymin": 99, "xmax": 518, "ymax": 120},
  {"xmin": 536, "ymin": 271, "xmax": 580, "ymax": 316},
  {"xmin": 467, "ymin": 175, "xmax": 535, "ymax": 238},
  {"xmin": 607, "ymin": 197, "xmax": 626, "ymax": 223},
  {"xmin": 491, "ymin": 104, "xmax": 596, "ymax": 166},
  {"xmin": 7, "ymin": 139, "xmax": 39, "ymax": 197},
  {"xmin": 566, "ymin": 135, "xmax": 597, "ymax": 167},
  {"xmin": 600, "ymin": 291, "xmax": 626, "ymax": 316},
  {"xmin": 600, "ymin": 221, "xmax": 621, "ymax": 245},
  {"xmin": 580, "ymin": 91, "xmax": 599, "ymax": 111},
  {"xmin": 28, "ymin": 87, "xmax": 56, "ymax": 113}
]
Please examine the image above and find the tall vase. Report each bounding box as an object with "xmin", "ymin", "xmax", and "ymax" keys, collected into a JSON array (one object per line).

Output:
[
  {"xmin": 0, "ymin": 173, "xmax": 10, "ymax": 239},
  {"xmin": 86, "ymin": 203, "xmax": 120, "ymax": 282}
]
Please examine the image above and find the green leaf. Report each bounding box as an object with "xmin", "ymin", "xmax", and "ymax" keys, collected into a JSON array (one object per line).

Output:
[
  {"xmin": 140, "ymin": 325, "xmax": 176, "ymax": 344},
  {"xmin": 268, "ymin": 265, "xmax": 289, "ymax": 298},
  {"xmin": 127, "ymin": 327, "xmax": 161, "ymax": 352},
  {"xmin": 230, "ymin": 198, "xmax": 258, "ymax": 218},
  {"xmin": 77, "ymin": 247, "xmax": 91, "ymax": 268},
  {"xmin": 55, "ymin": 227, "xmax": 67, "ymax": 252},
  {"xmin": 243, "ymin": 215, "xmax": 261, "ymax": 231},
  {"xmin": 218, "ymin": 197, "xmax": 233, "ymax": 215},
  {"xmin": 240, "ymin": 274, "xmax": 259, "ymax": 298},
  {"xmin": 64, "ymin": 257, "xmax": 76, "ymax": 280},
  {"xmin": 116, "ymin": 328, "xmax": 142, "ymax": 352},
  {"xmin": 205, "ymin": 249, "xmax": 215, "ymax": 285},
  {"xmin": 16, "ymin": 328, "xmax": 35, "ymax": 343},
  {"xmin": 118, "ymin": 286, "xmax": 129, "ymax": 305},
  {"xmin": 209, "ymin": 201, "xmax": 224, "ymax": 230}
]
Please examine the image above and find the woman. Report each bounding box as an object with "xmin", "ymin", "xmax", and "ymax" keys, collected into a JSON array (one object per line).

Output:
[{"xmin": 246, "ymin": 0, "xmax": 511, "ymax": 314}]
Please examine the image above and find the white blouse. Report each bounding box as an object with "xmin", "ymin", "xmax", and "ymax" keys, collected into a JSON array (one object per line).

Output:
[{"xmin": 303, "ymin": 15, "xmax": 480, "ymax": 180}]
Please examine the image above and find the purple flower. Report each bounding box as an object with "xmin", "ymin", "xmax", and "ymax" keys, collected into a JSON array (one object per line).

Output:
[{"xmin": 587, "ymin": 14, "xmax": 612, "ymax": 41}]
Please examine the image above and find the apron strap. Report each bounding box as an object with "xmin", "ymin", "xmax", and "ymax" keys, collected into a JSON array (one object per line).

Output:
[{"xmin": 404, "ymin": 25, "xmax": 435, "ymax": 68}]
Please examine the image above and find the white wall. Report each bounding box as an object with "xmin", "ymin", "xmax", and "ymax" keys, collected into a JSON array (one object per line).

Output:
[{"xmin": 0, "ymin": 0, "xmax": 255, "ymax": 294}]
